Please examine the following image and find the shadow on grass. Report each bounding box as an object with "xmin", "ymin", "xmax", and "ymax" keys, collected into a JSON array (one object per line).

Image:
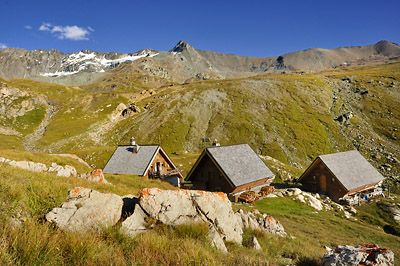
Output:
[
  {"xmin": 383, "ymin": 224, "xmax": 400, "ymax": 237},
  {"xmin": 271, "ymin": 182, "xmax": 302, "ymax": 190}
]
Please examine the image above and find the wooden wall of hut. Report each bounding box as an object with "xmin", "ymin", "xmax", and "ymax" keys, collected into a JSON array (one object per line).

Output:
[
  {"xmin": 300, "ymin": 159, "xmax": 347, "ymax": 200},
  {"xmin": 188, "ymin": 155, "xmax": 234, "ymax": 193}
]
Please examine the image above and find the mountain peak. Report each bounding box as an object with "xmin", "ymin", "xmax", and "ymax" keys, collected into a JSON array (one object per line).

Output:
[
  {"xmin": 373, "ymin": 40, "xmax": 400, "ymax": 56},
  {"xmin": 169, "ymin": 40, "xmax": 193, "ymax": 53}
]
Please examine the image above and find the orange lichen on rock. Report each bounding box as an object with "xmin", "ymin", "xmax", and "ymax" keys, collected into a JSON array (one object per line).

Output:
[
  {"xmin": 193, "ymin": 189, "xmax": 228, "ymax": 200},
  {"xmin": 92, "ymin": 169, "xmax": 102, "ymax": 176},
  {"xmin": 72, "ymin": 187, "xmax": 83, "ymax": 194},
  {"xmin": 138, "ymin": 188, "xmax": 161, "ymax": 198}
]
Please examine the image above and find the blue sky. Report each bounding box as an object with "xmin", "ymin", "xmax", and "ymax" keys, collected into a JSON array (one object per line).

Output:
[{"xmin": 0, "ymin": 0, "xmax": 399, "ymax": 57}]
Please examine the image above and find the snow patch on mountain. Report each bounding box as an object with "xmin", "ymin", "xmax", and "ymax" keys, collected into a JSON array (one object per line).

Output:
[{"xmin": 40, "ymin": 51, "xmax": 159, "ymax": 77}]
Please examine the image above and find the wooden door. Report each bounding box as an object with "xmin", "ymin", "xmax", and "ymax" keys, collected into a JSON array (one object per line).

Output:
[{"xmin": 320, "ymin": 175, "xmax": 327, "ymax": 193}]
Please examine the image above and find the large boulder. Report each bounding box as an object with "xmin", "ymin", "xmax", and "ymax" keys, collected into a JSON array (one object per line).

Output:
[
  {"xmin": 322, "ymin": 244, "xmax": 394, "ymax": 266},
  {"xmin": 138, "ymin": 188, "xmax": 243, "ymax": 244},
  {"xmin": 46, "ymin": 187, "xmax": 123, "ymax": 231}
]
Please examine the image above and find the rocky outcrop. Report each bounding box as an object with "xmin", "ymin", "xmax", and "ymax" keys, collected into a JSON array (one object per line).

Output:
[
  {"xmin": 138, "ymin": 188, "xmax": 243, "ymax": 244},
  {"xmin": 46, "ymin": 187, "xmax": 286, "ymax": 253},
  {"xmin": 46, "ymin": 187, "xmax": 123, "ymax": 231},
  {"xmin": 322, "ymin": 244, "xmax": 394, "ymax": 266}
]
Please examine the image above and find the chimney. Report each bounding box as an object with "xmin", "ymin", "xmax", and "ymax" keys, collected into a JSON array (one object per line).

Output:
[
  {"xmin": 130, "ymin": 137, "xmax": 140, "ymax": 153},
  {"xmin": 212, "ymin": 139, "xmax": 220, "ymax": 147}
]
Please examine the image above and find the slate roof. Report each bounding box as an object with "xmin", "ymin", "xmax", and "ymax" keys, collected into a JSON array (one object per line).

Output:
[
  {"xmin": 318, "ymin": 150, "xmax": 384, "ymax": 191},
  {"xmin": 103, "ymin": 145, "xmax": 159, "ymax": 176},
  {"xmin": 205, "ymin": 144, "xmax": 274, "ymax": 187}
]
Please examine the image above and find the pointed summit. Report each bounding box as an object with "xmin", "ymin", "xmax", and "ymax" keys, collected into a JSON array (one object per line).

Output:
[
  {"xmin": 373, "ymin": 40, "xmax": 400, "ymax": 56},
  {"xmin": 169, "ymin": 40, "xmax": 193, "ymax": 53}
]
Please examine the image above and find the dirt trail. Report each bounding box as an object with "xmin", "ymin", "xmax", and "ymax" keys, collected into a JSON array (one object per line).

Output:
[{"xmin": 24, "ymin": 102, "xmax": 56, "ymax": 152}]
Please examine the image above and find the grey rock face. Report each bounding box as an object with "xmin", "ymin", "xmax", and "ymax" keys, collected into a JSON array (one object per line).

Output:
[
  {"xmin": 46, "ymin": 187, "xmax": 123, "ymax": 231},
  {"xmin": 138, "ymin": 188, "xmax": 243, "ymax": 244}
]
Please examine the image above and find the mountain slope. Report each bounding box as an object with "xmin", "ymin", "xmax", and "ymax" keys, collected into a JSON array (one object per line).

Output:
[
  {"xmin": 1, "ymin": 41, "xmax": 399, "ymax": 86},
  {"xmin": 282, "ymin": 40, "xmax": 400, "ymax": 71}
]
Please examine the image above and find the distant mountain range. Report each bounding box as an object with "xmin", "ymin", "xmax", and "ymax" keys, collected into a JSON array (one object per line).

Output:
[{"xmin": 0, "ymin": 40, "xmax": 399, "ymax": 85}]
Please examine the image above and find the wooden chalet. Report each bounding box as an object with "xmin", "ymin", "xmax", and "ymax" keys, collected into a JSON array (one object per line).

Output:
[
  {"xmin": 298, "ymin": 150, "xmax": 384, "ymax": 201},
  {"xmin": 186, "ymin": 143, "xmax": 275, "ymax": 199},
  {"xmin": 103, "ymin": 139, "xmax": 183, "ymax": 186}
]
